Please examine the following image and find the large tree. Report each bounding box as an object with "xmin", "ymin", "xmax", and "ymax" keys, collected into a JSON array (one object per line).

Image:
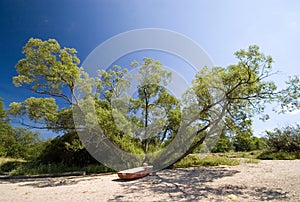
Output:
[
  {"xmin": 9, "ymin": 38, "xmax": 82, "ymax": 132},
  {"xmin": 118, "ymin": 58, "xmax": 179, "ymax": 153},
  {"xmin": 91, "ymin": 59, "xmax": 180, "ymax": 160},
  {"xmin": 160, "ymin": 45, "xmax": 300, "ymax": 165},
  {"xmin": 9, "ymin": 39, "xmax": 299, "ymax": 169}
]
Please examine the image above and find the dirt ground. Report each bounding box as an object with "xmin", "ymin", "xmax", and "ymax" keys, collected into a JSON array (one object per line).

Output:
[{"xmin": 1, "ymin": 160, "xmax": 299, "ymax": 201}]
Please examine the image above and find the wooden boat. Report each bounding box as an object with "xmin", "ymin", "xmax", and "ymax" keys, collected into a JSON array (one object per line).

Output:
[{"xmin": 117, "ymin": 166, "xmax": 153, "ymax": 180}]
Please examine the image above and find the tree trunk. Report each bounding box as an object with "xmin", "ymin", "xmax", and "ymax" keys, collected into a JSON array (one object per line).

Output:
[
  {"xmin": 167, "ymin": 134, "xmax": 207, "ymax": 168},
  {"xmin": 144, "ymin": 88, "xmax": 149, "ymax": 154}
]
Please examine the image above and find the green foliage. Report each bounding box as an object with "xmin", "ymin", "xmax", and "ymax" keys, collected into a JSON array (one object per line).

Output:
[
  {"xmin": 6, "ymin": 162, "xmax": 114, "ymax": 176},
  {"xmin": 0, "ymin": 125, "xmax": 18, "ymax": 157},
  {"xmin": 0, "ymin": 158, "xmax": 26, "ymax": 174},
  {"xmin": 172, "ymin": 154, "xmax": 239, "ymax": 168},
  {"xmin": 0, "ymin": 98, "xmax": 20, "ymax": 158},
  {"xmin": 83, "ymin": 164, "xmax": 115, "ymax": 174},
  {"xmin": 97, "ymin": 65, "xmax": 130, "ymax": 102},
  {"xmin": 125, "ymin": 58, "xmax": 176, "ymax": 153},
  {"xmin": 8, "ymin": 162, "xmax": 76, "ymax": 176},
  {"xmin": 10, "ymin": 38, "xmax": 84, "ymax": 132},
  {"xmin": 0, "ymin": 157, "xmax": 113, "ymax": 176},
  {"xmin": 211, "ymin": 132, "xmax": 233, "ymax": 153},
  {"xmin": 95, "ymin": 58, "xmax": 180, "ymax": 154},
  {"xmin": 9, "ymin": 38, "xmax": 300, "ymax": 169},
  {"xmin": 256, "ymin": 124, "xmax": 300, "ymax": 160},
  {"xmin": 38, "ymin": 132, "xmax": 98, "ymax": 166},
  {"xmin": 241, "ymin": 158, "xmax": 260, "ymax": 164},
  {"xmin": 174, "ymin": 45, "xmax": 285, "ymax": 161},
  {"xmin": 277, "ymin": 76, "xmax": 300, "ymax": 113},
  {"xmin": 258, "ymin": 151, "xmax": 300, "ymax": 160},
  {"xmin": 0, "ymin": 98, "xmax": 10, "ymax": 124},
  {"xmin": 13, "ymin": 127, "xmax": 48, "ymax": 160},
  {"xmin": 233, "ymin": 133, "xmax": 256, "ymax": 152},
  {"xmin": 264, "ymin": 124, "xmax": 300, "ymax": 153},
  {"xmin": 112, "ymin": 135, "xmax": 144, "ymax": 154},
  {"xmin": 0, "ymin": 98, "xmax": 48, "ymax": 159},
  {"xmin": 223, "ymin": 150, "xmax": 263, "ymax": 159},
  {"xmin": 13, "ymin": 38, "xmax": 80, "ymax": 97}
]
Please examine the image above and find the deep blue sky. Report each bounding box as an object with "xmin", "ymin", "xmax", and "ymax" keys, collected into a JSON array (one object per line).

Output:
[{"xmin": 0, "ymin": 0, "xmax": 299, "ymax": 136}]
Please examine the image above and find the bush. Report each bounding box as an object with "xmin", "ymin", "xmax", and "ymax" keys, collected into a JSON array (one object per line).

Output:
[
  {"xmin": 257, "ymin": 151, "xmax": 300, "ymax": 160},
  {"xmin": 38, "ymin": 132, "xmax": 98, "ymax": 166},
  {"xmin": 211, "ymin": 133, "xmax": 233, "ymax": 153},
  {"xmin": 233, "ymin": 134, "xmax": 255, "ymax": 152},
  {"xmin": 0, "ymin": 158, "xmax": 26, "ymax": 174},
  {"xmin": 265, "ymin": 125, "xmax": 300, "ymax": 153}
]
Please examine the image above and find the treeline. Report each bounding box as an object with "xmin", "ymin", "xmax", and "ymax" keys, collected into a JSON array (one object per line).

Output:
[
  {"xmin": 209, "ymin": 124, "xmax": 300, "ymax": 160},
  {"xmin": 210, "ymin": 133, "xmax": 265, "ymax": 153}
]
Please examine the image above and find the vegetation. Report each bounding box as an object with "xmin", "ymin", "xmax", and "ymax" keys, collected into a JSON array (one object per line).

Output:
[
  {"xmin": 0, "ymin": 38, "xmax": 299, "ymax": 175},
  {"xmin": 38, "ymin": 132, "xmax": 98, "ymax": 166},
  {"xmin": 210, "ymin": 133, "xmax": 265, "ymax": 153},
  {"xmin": 0, "ymin": 157, "xmax": 26, "ymax": 174},
  {"xmin": 172, "ymin": 154, "xmax": 240, "ymax": 168},
  {"xmin": 0, "ymin": 99, "xmax": 48, "ymax": 159},
  {"xmin": 0, "ymin": 98, "xmax": 19, "ymax": 157},
  {"xmin": 258, "ymin": 124, "xmax": 300, "ymax": 160},
  {"xmin": 0, "ymin": 158, "xmax": 113, "ymax": 176}
]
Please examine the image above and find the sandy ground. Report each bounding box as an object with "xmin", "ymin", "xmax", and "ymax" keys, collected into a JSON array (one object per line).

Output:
[{"xmin": 0, "ymin": 160, "xmax": 299, "ymax": 202}]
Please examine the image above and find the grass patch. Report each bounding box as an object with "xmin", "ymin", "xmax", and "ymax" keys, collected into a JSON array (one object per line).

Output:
[
  {"xmin": 9, "ymin": 163, "xmax": 80, "ymax": 176},
  {"xmin": 241, "ymin": 158, "xmax": 260, "ymax": 164},
  {"xmin": 173, "ymin": 154, "xmax": 240, "ymax": 168},
  {"xmin": 1, "ymin": 157, "xmax": 114, "ymax": 176},
  {"xmin": 257, "ymin": 151, "xmax": 300, "ymax": 160},
  {"xmin": 83, "ymin": 164, "xmax": 115, "ymax": 175},
  {"xmin": 216, "ymin": 150, "xmax": 263, "ymax": 159}
]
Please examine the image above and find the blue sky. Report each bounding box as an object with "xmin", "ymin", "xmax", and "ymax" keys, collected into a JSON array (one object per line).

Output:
[{"xmin": 0, "ymin": 0, "xmax": 299, "ymax": 137}]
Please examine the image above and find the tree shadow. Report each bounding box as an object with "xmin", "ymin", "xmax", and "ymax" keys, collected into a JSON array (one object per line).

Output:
[
  {"xmin": 0, "ymin": 173, "xmax": 112, "ymax": 188},
  {"xmin": 0, "ymin": 173, "xmax": 103, "ymax": 188},
  {"xmin": 110, "ymin": 167, "xmax": 289, "ymax": 201},
  {"xmin": 0, "ymin": 177, "xmax": 79, "ymax": 188}
]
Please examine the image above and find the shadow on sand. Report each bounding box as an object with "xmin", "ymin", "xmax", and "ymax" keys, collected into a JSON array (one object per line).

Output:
[{"xmin": 110, "ymin": 167, "xmax": 288, "ymax": 201}]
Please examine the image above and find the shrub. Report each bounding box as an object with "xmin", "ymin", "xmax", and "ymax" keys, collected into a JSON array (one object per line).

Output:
[
  {"xmin": 265, "ymin": 124, "xmax": 300, "ymax": 153},
  {"xmin": 0, "ymin": 158, "xmax": 26, "ymax": 174},
  {"xmin": 38, "ymin": 132, "xmax": 98, "ymax": 166},
  {"xmin": 257, "ymin": 151, "xmax": 300, "ymax": 160},
  {"xmin": 211, "ymin": 133, "xmax": 233, "ymax": 153}
]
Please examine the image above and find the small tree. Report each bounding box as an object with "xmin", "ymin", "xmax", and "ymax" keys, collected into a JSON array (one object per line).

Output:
[{"xmin": 13, "ymin": 127, "xmax": 47, "ymax": 160}]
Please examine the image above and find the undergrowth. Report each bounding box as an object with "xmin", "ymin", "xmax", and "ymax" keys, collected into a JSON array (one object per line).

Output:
[{"xmin": 173, "ymin": 154, "xmax": 240, "ymax": 168}]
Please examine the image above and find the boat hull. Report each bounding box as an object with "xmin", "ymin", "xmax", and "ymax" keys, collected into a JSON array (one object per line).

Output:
[{"xmin": 117, "ymin": 166, "xmax": 153, "ymax": 180}]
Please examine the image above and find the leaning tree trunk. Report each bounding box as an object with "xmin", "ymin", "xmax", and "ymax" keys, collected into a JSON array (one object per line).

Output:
[{"xmin": 167, "ymin": 134, "xmax": 207, "ymax": 168}]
